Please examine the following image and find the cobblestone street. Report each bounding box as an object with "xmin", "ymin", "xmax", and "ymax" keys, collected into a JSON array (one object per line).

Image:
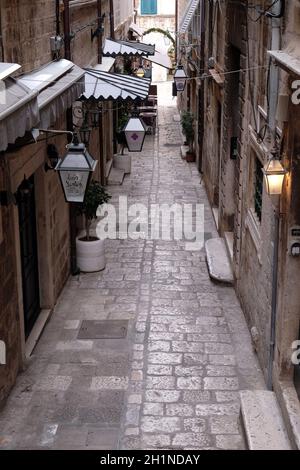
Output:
[{"xmin": 0, "ymin": 82, "xmax": 265, "ymax": 450}]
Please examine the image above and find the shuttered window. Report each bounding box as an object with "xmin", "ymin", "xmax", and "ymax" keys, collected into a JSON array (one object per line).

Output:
[
  {"xmin": 254, "ymin": 158, "xmax": 263, "ymax": 223},
  {"xmin": 141, "ymin": 0, "xmax": 157, "ymax": 15}
]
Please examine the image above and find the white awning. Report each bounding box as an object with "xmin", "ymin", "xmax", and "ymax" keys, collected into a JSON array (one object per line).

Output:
[
  {"xmin": 129, "ymin": 23, "xmax": 145, "ymax": 37},
  {"xmin": 18, "ymin": 59, "xmax": 85, "ymax": 129},
  {"xmin": 82, "ymin": 69, "xmax": 151, "ymax": 102},
  {"xmin": 268, "ymin": 50, "xmax": 300, "ymax": 76},
  {"xmin": 142, "ymin": 51, "xmax": 172, "ymax": 70},
  {"xmin": 103, "ymin": 39, "xmax": 155, "ymax": 57},
  {"xmin": 0, "ymin": 68, "xmax": 39, "ymax": 151},
  {"xmin": 94, "ymin": 58, "xmax": 116, "ymax": 73},
  {"xmin": 179, "ymin": 0, "xmax": 200, "ymax": 34},
  {"xmin": 0, "ymin": 62, "xmax": 21, "ymax": 80}
]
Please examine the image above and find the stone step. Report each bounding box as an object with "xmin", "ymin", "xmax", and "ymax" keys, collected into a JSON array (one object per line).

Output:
[
  {"xmin": 240, "ymin": 390, "xmax": 292, "ymax": 450},
  {"xmin": 205, "ymin": 238, "xmax": 234, "ymax": 284},
  {"xmin": 107, "ymin": 167, "xmax": 125, "ymax": 186}
]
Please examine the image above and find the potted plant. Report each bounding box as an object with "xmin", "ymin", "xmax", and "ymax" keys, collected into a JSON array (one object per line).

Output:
[
  {"xmin": 76, "ymin": 181, "xmax": 111, "ymax": 273},
  {"xmin": 181, "ymin": 110, "xmax": 196, "ymax": 162}
]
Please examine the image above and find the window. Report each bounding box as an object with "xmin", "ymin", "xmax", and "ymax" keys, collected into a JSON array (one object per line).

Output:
[
  {"xmin": 254, "ymin": 158, "xmax": 263, "ymax": 222},
  {"xmin": 141, "ymin": 0, "xmax": 157, "ymax": 15}
]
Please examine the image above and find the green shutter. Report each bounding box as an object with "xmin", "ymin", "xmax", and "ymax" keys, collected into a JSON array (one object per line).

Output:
[{"xmin": 141, "ymin": 0, "xmax": 157, "ymax": 15}]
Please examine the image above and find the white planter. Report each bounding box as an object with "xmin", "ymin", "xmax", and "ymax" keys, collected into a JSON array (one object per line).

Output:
[
  {"xmin": 76, "ymin": 237, "xmax": 106, "ymax": 273},
  {"xmin": 113, "ymin": 154, "xmax": 132, "ymax": 174}
]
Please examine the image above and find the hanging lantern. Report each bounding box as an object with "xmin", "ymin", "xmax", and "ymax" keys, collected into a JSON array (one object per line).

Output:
[
  {"xmin": 174, "ymin": 65, "xmax": 187, "ymax": 92},
  {"xmin": 79, "ymin": 121, "xmax": 92, "ymax": 147},
  {"xmin": 124, "ymin": 113, "xmax": 146, "ymax": 152},
  {"xmin": 263, "ymin": 157, "xmax": 287, "ymax": 196},
  {"xmin": 55, "ymin": 137, "xmax": 97, "ymax": 203},
  {"xmin": 136, "ymin": 66, "xmax": 145, "ymax": 78}
]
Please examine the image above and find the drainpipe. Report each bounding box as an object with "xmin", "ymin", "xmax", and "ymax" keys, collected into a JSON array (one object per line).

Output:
[
  {"xmin": 63, "ymin": 0, "xmax": 71, "ymax": 60},
  {"xmin": 175, "ymin": 0, "xmax": 178, "ymax": 64},
  {"xmin": 97, "ymin": 0, "xmax": 105, "ymax": 186},
  {"xmin": 56, "ymin": 0, "xmax": 60, "ymax": 36},
  {"xmin": 198, "ymin": 0, "xmax": 205, "ymax": 173},
  {"xmin": 267, "ymin": 0, "xmax": 283, "ymax": 391},
  {"xmin": 63, "ymin": 0, "xmax": 79, "ymax": 276},
  {"xmin": 0, "ymin": 3, "xmax": 4, "ymax": 61},
  {"xmin": 97, "ymin": 0, "xmax": 102, "ymax": 64},
  {"xmin": 109, "ymin": 0, "xmax": 115, "ymax": 39}
]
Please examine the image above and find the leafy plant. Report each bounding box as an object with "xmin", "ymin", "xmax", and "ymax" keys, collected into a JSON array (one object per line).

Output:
[
  {"xmin": 143, "ymin": 28, "xmax": 176, "ymax": 48},
  {"xmin": 78, "ymin": 181, "xmax": 111, "ymax": 241},
  {"xmin": 181, "ymin": 111, "xmax": 195, "ymax": 152}
]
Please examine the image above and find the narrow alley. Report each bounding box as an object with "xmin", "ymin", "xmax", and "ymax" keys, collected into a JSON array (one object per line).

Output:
[{"xmin": 0, "ymin": 82, "xmax": 265, "ymax": 450}]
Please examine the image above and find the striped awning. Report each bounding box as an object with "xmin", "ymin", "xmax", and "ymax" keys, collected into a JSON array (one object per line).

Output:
[
  {"xmin": 142, "ymin": 51, "xmax": 172, "ymax": 70},
  {"xmin": 103, "ymin": 39, "xmax": 155, "ymax": 57},
  {"xmin": 179, "ymin": 0, "xmax": 200, "ymax": 34},
  {"xmin": 82, "ymin": 69, "xmax": 151, "ymax": 102}
]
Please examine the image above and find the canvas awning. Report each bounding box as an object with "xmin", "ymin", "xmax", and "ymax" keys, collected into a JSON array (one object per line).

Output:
[
  {"xmin": 103, "ymin": 39, "xmax": 155, "ymax": 57},
  {"xmin": 0, "ymin": 63, "xmax": 39, "ymax": 152},
  {"xmin": 129, "ymin": 23, "xmax": 145, "ymax": 37},
  {"xmin": 179, "ymin": 0, "xmax": 200, "ymax": 34},
  {"xmin": 142, "ymin": 51, "xmax": 172, "ymax": 70},
  {"xmin": 82, "ymin": 69, "xmax": 151, "ymax": 102},
  {"xmin": 268, "ymin": 50, "xmax": 300, "ymax": 76},
  {"xmin": 18, "ymin": 59, "xmax": 85, "ymax": 129}
]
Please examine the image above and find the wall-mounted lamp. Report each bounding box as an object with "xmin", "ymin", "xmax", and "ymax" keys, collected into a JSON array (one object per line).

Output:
[
  {"xmin": 174, "ymin": 65, "xmax": 187, "ymax": 92},
  {"xmin": 263, "ymin": 156, "xmax": 287, "ymax": 196},
  {"xmin": 45, "ymin": 144, "xmax": 60, "ymax": 172},
  {"xmin": 91, "ymin": 14, "xmax": 106, "ymax": 41}
]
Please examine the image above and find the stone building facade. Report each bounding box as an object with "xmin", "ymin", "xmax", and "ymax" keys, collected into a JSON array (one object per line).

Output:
[
  {"xmin": 0, "ymin": 0, "xmax": 134, "ymax": 405},
  {"xmin": 133, "ymin": 0, "xmax": 176, "ymax": 82},
  {"xmin": 177, "ymin": 0, "xmax": 300, "ymax": 447}
]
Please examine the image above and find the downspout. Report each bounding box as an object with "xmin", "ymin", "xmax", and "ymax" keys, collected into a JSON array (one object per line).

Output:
[
  {"xmin": 198, "ymin": 0, "xmax": 205, "ymax": 173},
  {"xmin": 63, "ymin": 0, "xmax": 79, "ymax": 276},
  {"xmin": 97, "ymin": 0, "xmax": 105, "ymax": 186},
  {"xmin": 267, "ymin": 0, "xmax": 284, "ymax": 391},
  {"xmin": 56, "ymin": 0, "xmax": 60, "ymax": 36},
  {"xmin": 109, "ymin": 0, "xmax": 115, "ymax": 39},
  {"xmin": 97, "ymin": 0, "xmax": 102, "ymax": 64},
  {"xmin": 175, "ymin": 0, "xmax": 178, "ymax": 64},
  {"xmin": 0, "ymin": 2, "xmax": 4, "ymax": 61}
]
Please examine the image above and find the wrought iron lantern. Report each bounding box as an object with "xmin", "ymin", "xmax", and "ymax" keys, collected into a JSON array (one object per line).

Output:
[
  {"xmin": 79, "ymin": 121, "xmax": 92, "ymax": 147},
  {"xmin": 55, "ymin": 136, "xmax": 97, "ymax": 203},
  {"xmin": 124, "ymin": 112, "xmax": 146, "ymax": 153},
  {"xmin": 174, "ymin": 65, "xmax": 187, "ymax": 92},
  {"xmin": 263, "ymin": 157, "xmax": 287, "ymax": 196}
]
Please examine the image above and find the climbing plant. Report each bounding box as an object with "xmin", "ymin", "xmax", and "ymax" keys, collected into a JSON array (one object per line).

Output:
[{"xmin": 143, "ymin": 28, "xmax": 176, "ymax": 49}]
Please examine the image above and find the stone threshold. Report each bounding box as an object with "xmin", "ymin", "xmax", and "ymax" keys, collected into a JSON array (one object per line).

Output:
[
  {"xmin": 25, "ymin": 309, "xmax": 52, "ymax": 358},
  {"xmin": 240, "ymin": 390, "xmax": 292, "ymax": 450},
  {"xmin": 274, "ymin": 378, "xmax": 300, "ymax": 450}
]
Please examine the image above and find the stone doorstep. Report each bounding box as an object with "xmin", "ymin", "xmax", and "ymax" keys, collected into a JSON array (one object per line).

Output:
[
  {"xmin": 205, "ymin": 238, "xmax": 234, "ymax": 285},
  {"xmin": 275, "ymin": 379, "xmax": 300, "ymax": 450},
  {"xmin": 240, "ymin": 390, "xmax": 292, "ymax": 450},
  {"xmin": 107, "ymin": 167, "xmax": 125, "ymax": 186},
  {"xmin": 25, "ymin": 309, "xmax": 52, "ymax": 358}
]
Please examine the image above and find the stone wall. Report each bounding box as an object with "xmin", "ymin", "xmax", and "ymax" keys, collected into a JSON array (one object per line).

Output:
[{"xmin": 0, "ymin": 162, "xmax": 21, "ymax": 406}]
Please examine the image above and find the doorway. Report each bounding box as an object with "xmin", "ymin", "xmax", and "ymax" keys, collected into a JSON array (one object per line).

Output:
[{"xmin": 17, "ymin": 175, "xmax": 40, "ymax": 339}]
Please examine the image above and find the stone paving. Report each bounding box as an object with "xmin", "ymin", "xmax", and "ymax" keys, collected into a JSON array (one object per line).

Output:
[{"xmin": 0, "ymin": 82, "xmax": 265, "ymax": 450}]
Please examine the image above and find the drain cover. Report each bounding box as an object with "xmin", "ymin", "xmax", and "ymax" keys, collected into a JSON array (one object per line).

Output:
[{"xmin": 78, "ymin": 320, "xmax": 128, "ymax": 340}]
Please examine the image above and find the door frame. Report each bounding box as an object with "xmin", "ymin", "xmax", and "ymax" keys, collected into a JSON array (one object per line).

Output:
[{"xmin": 9, "ymin": 147, "xmax": 55, "ymax": 362}]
